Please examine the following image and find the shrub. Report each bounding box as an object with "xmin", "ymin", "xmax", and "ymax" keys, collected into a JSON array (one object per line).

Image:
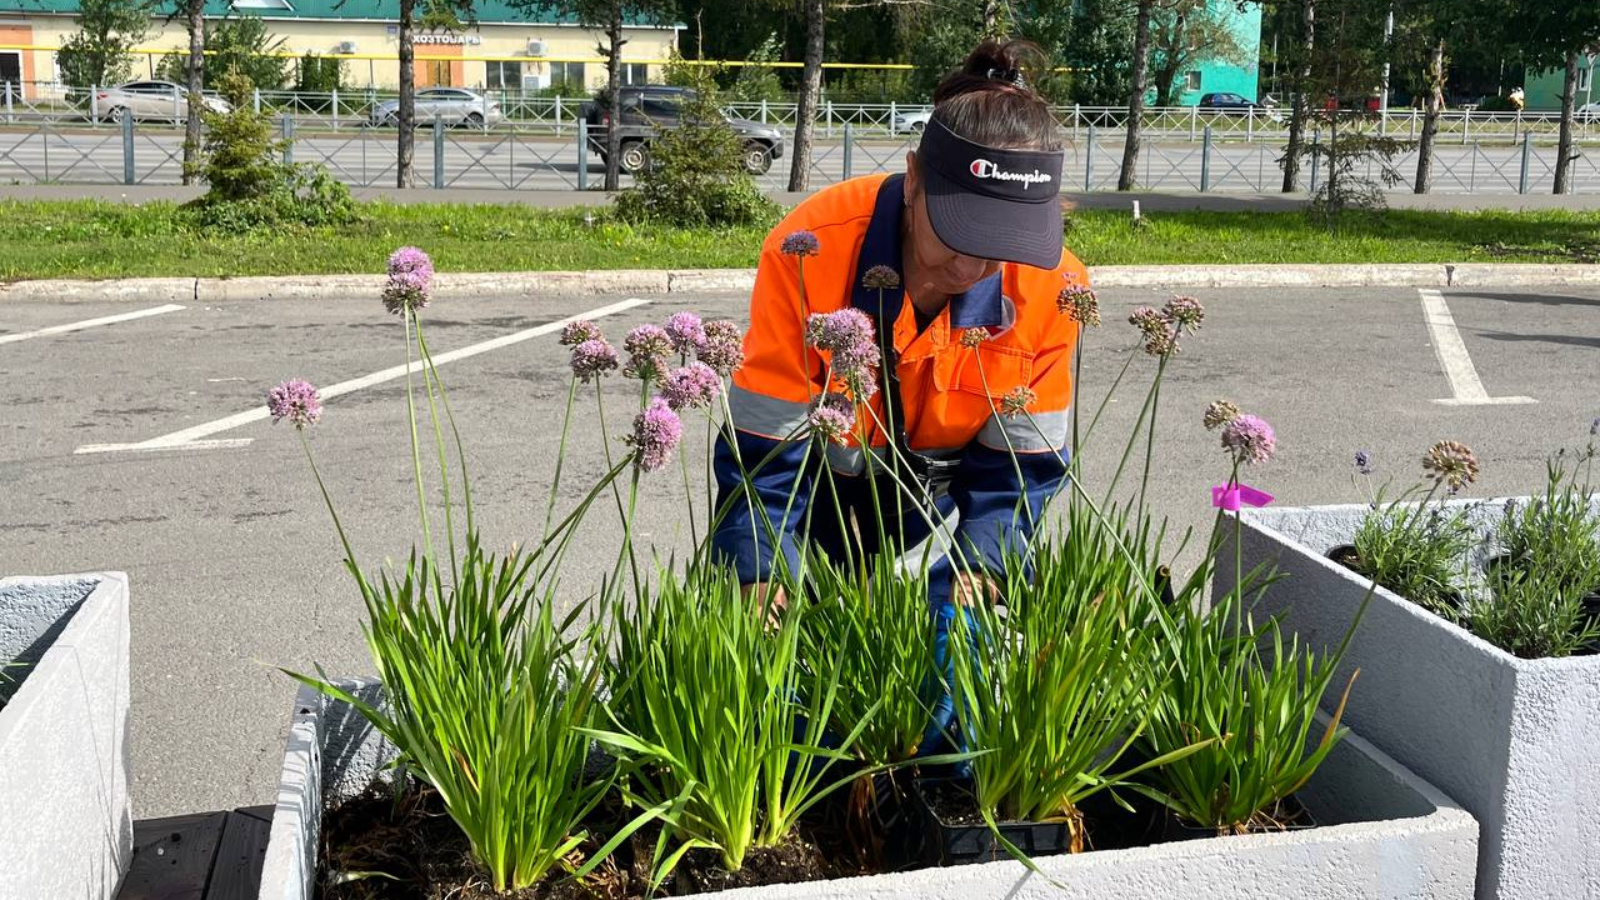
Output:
[
  {"xmin": 182, "ymin": 68, "xmax": 356, "ymax": 232},
  {"xmin": 612, "ymin": 72, "xmax": 780, "ymax": 229}
]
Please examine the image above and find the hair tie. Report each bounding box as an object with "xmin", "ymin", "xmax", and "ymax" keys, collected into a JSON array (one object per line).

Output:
[{"xmin": 985, "ymin": 66, "xmax": 1027, "ymax": 89}]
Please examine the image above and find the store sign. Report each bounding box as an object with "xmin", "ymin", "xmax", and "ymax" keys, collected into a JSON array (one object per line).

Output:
[{"xmin": 414, "ymin": 33, "xmax": 483, "ymax": 45}]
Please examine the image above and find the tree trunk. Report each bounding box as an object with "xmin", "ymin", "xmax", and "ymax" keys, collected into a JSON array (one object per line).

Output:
[
  {"xmin": 981, "ymin": 0, "xmax": 1003, "ymax": 37},
  {"xmin": 604, "ymin": 8, "xmax": 624, "ymax": 192},
  {"xmin": 397, "ymin": 0, "xmax": 415, "ymax": 188},
  {"xmin": 1554, "ymin": 51, "xmax": 1578, "ymax": 195},
  {"xmin": 1117, "ymin": 0, "xmax": 1154, "ymax": 191},
  {"xmin": 1413, "ymin": 38, "xmax": 1443, "ymax": 193},
  {"xmin": 788, "ymin": 0, "xmax": 824, "ymax": 193},
  {"xmin": 181, "ymin": 0, "xmax": 204, "ymax": 185},
  {"xmin": 1153, "ymin": 58, "xmax": 1181, "ymax": 109},
  {"xmin": 1281, "ymin": 0, "xmax": 1314, "ymax": 192}
]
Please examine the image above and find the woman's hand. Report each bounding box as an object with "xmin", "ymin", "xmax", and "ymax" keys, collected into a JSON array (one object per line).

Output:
[
  {"xmin": 952, "ymin": 570, "xmax": 999, "ymax": 606},
  {"xmin": 743, "ymin": 581, "xmax": 788, "ymax": 628}
]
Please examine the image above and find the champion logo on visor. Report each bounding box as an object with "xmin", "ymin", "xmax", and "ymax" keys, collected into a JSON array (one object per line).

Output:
[{"xmin": 969, "ymin": 158, "xmax": 1053, "ymax": 189}]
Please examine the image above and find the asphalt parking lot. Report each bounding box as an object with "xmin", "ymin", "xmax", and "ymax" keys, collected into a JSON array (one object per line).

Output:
[{"xmin": 2, "ymin": 282, "xmax": 1598, "ymax": 819}]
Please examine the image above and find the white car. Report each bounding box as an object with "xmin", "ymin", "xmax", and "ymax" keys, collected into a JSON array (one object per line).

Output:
[
  {"xmin": 892, "ymin": 108, "xmax": 931, "ymax": 135},
  {"xmin": 1579, "ymin": 102, "xmax": 1600, "ymax": 123},
  {"xmin": 95, "ymin": 81, "xmax": 231, "ymax": 123}
]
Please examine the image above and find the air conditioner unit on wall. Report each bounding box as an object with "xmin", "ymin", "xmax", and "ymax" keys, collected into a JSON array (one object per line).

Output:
[
  {"xmin": 523, "ymin": 73, "xmax": 549, "ymax": 91},
  {"xmin": 526, "ymin": 39, "xmax": 547, "ymax": 57},
  {"xmin": 336, "ymin": 41, "xmax": 357, "ymax": 54}
]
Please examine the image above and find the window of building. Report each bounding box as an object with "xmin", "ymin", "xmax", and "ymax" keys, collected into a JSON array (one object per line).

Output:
[
  {"xmin": 1580, "ymin": 63, "xmax": 1593, "ymax": 94},
  {"xmin": 622, "ymin": 63, "xmax": 650, "ymax": 85},
  {"xmin": 1185, "ymin": 71, "xmax": 1202, "ymax": 92},
  {"xmin": 549, "ymin": 61, "xmax": 585, "ymax": 91},
  {"xmin": 487, "ymin": 60, "xmax": 521, "ymax": 90},
  {"xmin": 232, "ymin": 0, "xmax": 294, "ymax": 8}
]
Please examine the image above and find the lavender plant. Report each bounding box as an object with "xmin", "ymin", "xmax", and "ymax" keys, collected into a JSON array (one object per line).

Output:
[{"xmin": 1348, "ymin": 444, "xmax": 1481, "ymax": 620}]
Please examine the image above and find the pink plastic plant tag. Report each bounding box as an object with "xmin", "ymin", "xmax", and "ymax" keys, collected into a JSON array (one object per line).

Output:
[{"xmin": 1211, "ymin": 483, "xmax": 1274, "ymax": 512}]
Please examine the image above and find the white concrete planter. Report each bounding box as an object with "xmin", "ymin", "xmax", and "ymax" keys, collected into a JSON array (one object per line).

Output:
[
  {"xmin": 261, "ymin": 678, "xmax": 1477, "ymax": 900},
  {"xmin": 0, "ymin": 572, "xmax": 132, "ymax": 898},
  {"xmin": 1219, "ymin": 499, "xmax": 1600, "ymax": 899}
]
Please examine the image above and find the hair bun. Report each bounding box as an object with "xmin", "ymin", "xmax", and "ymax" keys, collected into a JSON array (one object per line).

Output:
[{"xmin": 935, "ymin": 39, "xmax": 1044, "ymax": 104}]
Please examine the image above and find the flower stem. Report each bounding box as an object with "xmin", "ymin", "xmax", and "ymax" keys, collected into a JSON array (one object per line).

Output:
[
  {"xmin": 401, "ymin": 311, "xmax": 433, "ymax": 562},
  {"xmin": 543, "ymin": 376, "xmax": 580, "ymax": 543}
]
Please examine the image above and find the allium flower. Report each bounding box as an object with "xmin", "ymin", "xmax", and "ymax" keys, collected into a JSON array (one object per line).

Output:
[
  {"xmin": 623, "ymin": 324, "xmax": 673, "ymax": 382},
  {"xmin": 1129, "ymin": 306, "xmax": 1166, "ymax": 335},
  {"xmin": 660, "ymin": 362, "xmax": 722, "ymax": 410},
  {"xmin": 999, "ymin": 385, "xmax": 1037, "ymax": 418},
  {"xmin": 569, "ymin": 339, "xmax": 619, "ymax": 383},
  {"xmin": 1203, "ymin": 400, "xmax": 1241, "ymax": 431},
  {"xmin": 664, "ymin": 311, "xmax": 707, "ymax": 358},
  {"xmin": 382, "ymin": 246, "xmax": 433, "ymax": 316},
  {"xmin": 1423, "ymin": 440, "xmax": 1480, "ymax": 491},
  {"xmin": 560, "ymin": 320, "xmax": 602, "ymax": 347},
  {"xmin": 699, "ymin": 320, "xmax": 745, "ymax": 376},
  {"xmin": 626, "ymin": 398, "xmax": 683, "ymax": 473},
  {"xmin": 1141, "ymin": 323, "xmax": 1180, "ymax": 357},
  {"xmin": 1355, "ymin": 450, "xmax": 1374, "ymax": 476},
  {"xmin": 1163, "ymin": 295, "xmax": 1205, "ymax": 329},
  {"xmin": 267, "ymin": 379, "xmax": 322, "ymax": 430},
  {"xmin": 1221, "ymin": 414, "xmax": 1276, "ymax": 465},
  {"xmin": 861, "ymin": 265, "xmax": 901, "ymax": 291},
  {"xmin": 806, "ymin": 309, "xmax": 881, "ymax": 379},
  {"xmin": 960, "ymin": 328, "xmax": 991, "ymax": 348},
  {"xmin": 807, "ymin": 393, "xmax": 856, "ymax": 444},
  {"xmin": 780, "ymin": 230, "xmax": 821, "ymax": 257},
  {"xmin": 1057, "ymin": 284, "xmax": 1100, "ymax": 326}
]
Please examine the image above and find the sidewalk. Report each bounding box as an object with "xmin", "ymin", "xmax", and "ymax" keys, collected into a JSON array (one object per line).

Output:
[{"xmin": 5, "ymin": 183, "xmax": 1600, "ymax": 212}]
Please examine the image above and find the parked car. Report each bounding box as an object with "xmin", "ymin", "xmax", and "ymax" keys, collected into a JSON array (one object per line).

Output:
[
  {"xmin": 892, "ymin": 107, "xmax": 931, "ymax": 134},
  {"xmin": 368, "ymin": 88, "xmax": 503, "ymax": 127},
  {"xmin": 95, "ymin": 81, "xmax": 230, "ymax": 124},
  {"xmin": 1197, "ymin": 92, "xmax": 1282, "ymax": 120},
  {"xmin": 582, "ymin": 86, "xmax": 784, "ymax": 175},
  {"xmin": 1579, "ymin": 102, "xmax": 1600, "ymax": 123}
]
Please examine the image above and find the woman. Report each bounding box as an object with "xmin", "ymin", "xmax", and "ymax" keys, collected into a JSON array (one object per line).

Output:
[{"xmin": 711, "ymin": 40, "xmax": 1087, "ymax": 610}]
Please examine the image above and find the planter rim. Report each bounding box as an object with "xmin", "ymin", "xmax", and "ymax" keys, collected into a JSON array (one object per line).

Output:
[
  {"xmin": 0, "ymin": 572, "xmax": 127, "ymax": 738},
  {"xmin": 1238, "ymin": 501, "xmax": 1600, "ymax": 672}
]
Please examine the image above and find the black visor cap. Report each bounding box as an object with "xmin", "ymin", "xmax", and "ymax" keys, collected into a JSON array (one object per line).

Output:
[{"xmin": 916, "ymin": 118, "xmax": 1065, "ymax": 270}]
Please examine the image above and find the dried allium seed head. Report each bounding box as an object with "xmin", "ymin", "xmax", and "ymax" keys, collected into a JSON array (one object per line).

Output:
[
  {"xmin": 1203, "ymin": 400, "xmax": 1241, "ymax": 431},
  {"xmin": 1423, "ymin": 440, "xmax": 1480, "ymax": 491}
]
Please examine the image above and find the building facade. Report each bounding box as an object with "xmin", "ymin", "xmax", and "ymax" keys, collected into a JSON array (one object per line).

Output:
[
  {"xmin": 1522, "ymin": 54, "xmax": 1597, "ymax": 112},
  {"xmin": 0, "ymin": 0, "xmax": 680, "ymax": 96}
]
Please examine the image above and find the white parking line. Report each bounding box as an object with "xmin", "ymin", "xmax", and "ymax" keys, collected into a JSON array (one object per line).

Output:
[
  {"xmin": 75, "ymin": 297, "xmax": 651, "ymax": 455},
  {"xmin": 1419, "ymin": 289, "xmax": 1536, "ymax": 407},
  {"xmin": 0, "ymin": 304, "xmax": 186, "ymax": 346}
]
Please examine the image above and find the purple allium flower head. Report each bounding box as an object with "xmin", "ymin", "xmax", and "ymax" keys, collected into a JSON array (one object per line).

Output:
[
  {"xmin": 623, "ymin": 324, "xmax": 673, "ymax": 383},
  {"xmin": 780, "ymin": 230, "xmax": 821, "ymax": 258},
  {"xmin": 1163, "ymin": 295, "xmax": 1205, "ymax": 329},
  {"xmin": 805, "ymin": 309, "xmax": 882, "ymax": 391},
  {"xmin": 699, "ymin": 319, "xmax": 745, "ymax": 376},
  {"xmin": 1129, "ymin": 306, "xmax": 1165, "ymax": 335},
  {"xmin": 267, "ymin": 379, "xmax": 323, "ymax": 430},
  {"xmin": 1355, "ymin": 450, "xmax": 1374, "ymax": 476},
  {"xmin": 626, "ymin": 398, "xmax": 683, "ymax": 473},
  {"xmin": 382, "ymin": 246, "xmax": 434, "ymax": 316},
  {"xmin": 561, "ymin": 319, "xmax": 603, "ymax": 347},
  {"xmin": 1142, "ymin": 323, "xmax": 1180, "ymax": 357},
  {"xmin": 660, "ymin": 362, "xmax": 723, "ymax": 410},
  {"xmin": 569, "ymin": 339, "xmax": 619, "ymax": 383},
  {"xmin": 999, "ymin": 386, "xmax": 1037, "ymax": 419},
  {"xmin": 664, "ymin": 311, "xmax": 707, "ymax": 358},
  {"xmin": 807, "ymin": 393, "xmax": 856, "ymax": 444},
  {"xmin": 1221, "ymin": 414, "xmax": 1277, "ymax": 465},
  {"xmin": 861, "ymin": 265, "xmax": 901, "ymax": 291},
  {"xmin": 1057, "ymin": 283, "xmax": 1100, "ymax": 326}
]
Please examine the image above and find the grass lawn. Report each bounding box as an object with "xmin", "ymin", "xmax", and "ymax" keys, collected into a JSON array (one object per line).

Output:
[{"xmin": 1, "ymin": 198, "xmax": 1596, "ymax": 282}]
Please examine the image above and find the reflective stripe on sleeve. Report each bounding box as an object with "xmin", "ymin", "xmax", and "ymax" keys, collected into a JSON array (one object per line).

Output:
[
  {"xmin": 976, "ymin": 408, "xmax": 1071, "ymax": 453},
  {"xmin": 727, "ymin": 383, "xmax": 812, "ymax": 439}
]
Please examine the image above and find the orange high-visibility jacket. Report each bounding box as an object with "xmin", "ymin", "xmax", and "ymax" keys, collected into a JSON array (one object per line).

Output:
[{"xmin": 711, "ymin": 172, "xmax": 1086, "ymax": 584}]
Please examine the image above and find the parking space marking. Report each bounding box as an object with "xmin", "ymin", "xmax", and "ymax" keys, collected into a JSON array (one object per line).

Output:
[
  {"xmin": 75, "ymin": 297, "xmax": 651, "ymax": 455},
  {"xmin": 1419, "ymin": 289, "xmax": 1536, "ymax": 407},
  {"xmin": 0, "ymin": 304, "xmax": 186, "ymax": 346}
]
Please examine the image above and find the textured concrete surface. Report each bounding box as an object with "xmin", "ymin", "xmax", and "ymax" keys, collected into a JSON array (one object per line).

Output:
[
  {"xmin": 3, "ymin": 284, "xmax": 1596, "ymax": 820},
  {"xmin": 0, "ymin": 573, "xmax": 132, "ymax": 900},
  {"xmin": 260, "ymin": 689, "xmax": 1477, "ymax": 900},
  {"xmin": 7, "ymin": 262, "xmax": 1600, "ymax": 304},
  {"xmin": 1221, "ymin": 500, "xmax": 1600, "ymax": 899}
]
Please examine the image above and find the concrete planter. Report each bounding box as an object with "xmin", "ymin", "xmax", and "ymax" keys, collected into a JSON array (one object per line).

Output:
[
  {"xmin": 261, "ymin": 678, "xmax": 1477, "ymax": 900},
  {"xmin": 0, "ymin": 572, "xmax": 133, "ymax": 898},
  {"xmin": 1219, "ymin": 499, "xmax": 1600, "ymax": 899}
]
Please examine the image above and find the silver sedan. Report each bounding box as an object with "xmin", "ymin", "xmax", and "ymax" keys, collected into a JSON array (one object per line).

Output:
[{"xmin": 369, "ymin": 88, "xmax": 504, "ymax": 127}]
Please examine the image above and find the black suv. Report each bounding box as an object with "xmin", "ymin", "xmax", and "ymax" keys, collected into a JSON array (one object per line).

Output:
[{"xmin": 582, "ymin": 86, "xmax": 785, "ymax": 175}]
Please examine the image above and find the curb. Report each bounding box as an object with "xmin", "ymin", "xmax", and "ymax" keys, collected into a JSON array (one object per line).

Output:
[{"xmin": 2, "ymin": 263, "xmax": 1596, "ymax": 303}]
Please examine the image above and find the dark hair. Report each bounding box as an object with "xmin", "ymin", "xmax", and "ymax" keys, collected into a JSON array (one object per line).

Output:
[{"xmin": 930, "ymin": 40, "xmax": 1061, "ymax": 152}]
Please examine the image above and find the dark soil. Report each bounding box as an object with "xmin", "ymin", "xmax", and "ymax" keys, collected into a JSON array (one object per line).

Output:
[{"xmin": 320, "ymin": 782, "xmax": 858, "ymax": 900}]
